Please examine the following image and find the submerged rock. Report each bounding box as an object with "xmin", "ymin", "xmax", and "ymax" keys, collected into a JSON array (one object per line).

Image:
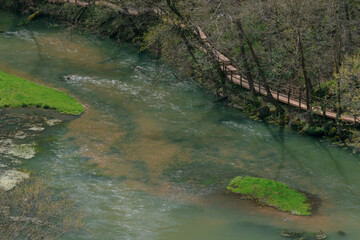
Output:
[
  {"xmin": 281, "ymin": 229, "xmax": 327, "ymax": 240},
  {"xmin": 281, "ymin": 230, "xmax": 304, "ymax": 238},
  {"xmin": 46, "ymin": 119, "xmax": 62, "ymax": 126},
  {"xmin": 314, "ymin": 230, "xmax": 327, "ymax": 240},
  {"xmin": 0, "ymin": 139, "xmax": 37, "ymax": 160},
  {"xmin": 29, "ymin": 126, "xmax": 45, "ymax": 131},
  {"xmin": 8, "ymin": 143, "xmax": 37, "ymax": 159},
  {"xmin": 0, "ymin": 169, "xmax": 29, "ymax": 191},
  {"xmin": 14, "ymin": 131, "xmax": 28, "ymax": 139}
]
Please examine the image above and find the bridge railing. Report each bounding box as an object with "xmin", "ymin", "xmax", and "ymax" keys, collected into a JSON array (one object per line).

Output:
[{"xmin": 218, "ymin": 58, "xmax": 360, "ymax": 123}]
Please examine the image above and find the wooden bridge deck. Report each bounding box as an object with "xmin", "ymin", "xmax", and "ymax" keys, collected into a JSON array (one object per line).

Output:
[{"xmin": 197, "ymin": 28, "xmax": 357, "ymax": 124}]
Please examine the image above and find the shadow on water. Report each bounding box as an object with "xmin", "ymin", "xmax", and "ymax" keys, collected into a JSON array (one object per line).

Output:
[
  {"xmin": 313, "ymin": 140, "xmax": 350, "ymax": 185},
  {"xmin": 262, "ymin": 122, "xmax": 308, "ymax": 179}
]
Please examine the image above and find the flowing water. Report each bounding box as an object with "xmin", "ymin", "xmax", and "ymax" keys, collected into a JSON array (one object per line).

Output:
[{"xmin": 1, "ymin": 10, "xmax": 360, "ymax": 240}]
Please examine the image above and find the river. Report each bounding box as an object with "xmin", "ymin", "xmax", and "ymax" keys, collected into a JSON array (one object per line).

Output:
[{"xmin": 0, "ymin": 10, "xmax": 359, "ymax": 239}]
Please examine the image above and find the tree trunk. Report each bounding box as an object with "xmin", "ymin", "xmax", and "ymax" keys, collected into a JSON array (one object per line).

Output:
[
  {"xmin": 166, "ymin": 0, "xmax": 185, "ymax": 21},
  {"xmin": 237, "ymin": 20, "xmax": 283, "ymax": 113},
  {"xmin": 165, "ymin": 1, "xmax": 227, "ymax": 85},
  {"xmin": 298, "ymin": 31, "xmax": 311, "ymax": 112},
  {"xmin": 335, "ymin": 62, "xmax": 342, "ymax": 134},
  {"xmin": 180, "ymin": 31, "xmax": 199, "ymax": 65},
  {"xmin": 340, "ymin": 0, "xmax": 353, "ymax": 54},
  {"xmin": 236, "ymin": 20, "xmax": 255, "ymax": 95}
]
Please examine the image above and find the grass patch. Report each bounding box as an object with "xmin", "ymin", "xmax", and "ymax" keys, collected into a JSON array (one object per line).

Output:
[
  {"xmin": 0, "ymin": 70, "xmax": 84, "ymax": 115},
  {"xmin": 227, "ymin": 176, "xmax": 311, "ymax": 216}
]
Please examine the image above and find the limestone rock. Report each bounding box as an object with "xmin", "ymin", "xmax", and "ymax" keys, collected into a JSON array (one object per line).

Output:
[{"xmin": 0, "ymin": 170, "xmax": 29, "ymax": 191}]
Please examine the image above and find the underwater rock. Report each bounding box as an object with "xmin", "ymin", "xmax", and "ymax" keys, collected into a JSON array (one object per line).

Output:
[
  {"xmin": 281, "ymin": 229, "xmax": 327, "ymax": 240},
  {"xmin": 0, "ymin": 139, "xmax": 37, "ymax": 159},
  {"xmin": 14, "ymin": 131, "xmax": 28, "ymax": 139},
  {"xmin": 8, "ymin": 143, "xmax": 37, "ymax": 159},
  {"xmin": 314, "ymin": 230, "xmax": 327, "ymax": 240},
  {"xmin": 46, "ymin": 119, "xmax": 62, "ymax": 126},
  {"xmin": 0, "ymin": 169, "xmax": 29, "ymax": 191},
  {"xmin": 64, "ymin": 75, "xmax": 77, "ymax": 81},
  {"xmin": 281, "ymin": 230, "xmax": 304, "ymax": 238},
  {"xmin": 29, "ymin": 126, "xmax": 45, "ymax": 131}
]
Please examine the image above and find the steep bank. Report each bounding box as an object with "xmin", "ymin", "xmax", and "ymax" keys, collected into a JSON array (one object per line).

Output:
[{"xmin": 0, "ymin": 0, "xmax": 157, "ymax": 41}]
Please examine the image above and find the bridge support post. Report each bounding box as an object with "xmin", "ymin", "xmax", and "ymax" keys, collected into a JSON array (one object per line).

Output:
[
  {"xmin": 288, "ymin": 89, "xmax": 291, "ymax": 104},
  {"xmin": 322, "ymin": 100, "xmax": 327, "ymax": 118}
]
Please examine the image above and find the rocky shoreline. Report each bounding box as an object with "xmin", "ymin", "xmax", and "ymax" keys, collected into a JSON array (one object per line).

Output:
[{"xmin": 0, "ymin": 108, "xmax": 76, "ymax": 190}]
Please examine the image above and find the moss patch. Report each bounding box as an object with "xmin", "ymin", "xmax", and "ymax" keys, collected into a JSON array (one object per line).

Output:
[
  {"xmin": 227, "ymin": 176, "xmax": 311, "ymax": 216},
  {"xmin": 0, "ymin": 70, "xmax": 84, "ymax": 115}
]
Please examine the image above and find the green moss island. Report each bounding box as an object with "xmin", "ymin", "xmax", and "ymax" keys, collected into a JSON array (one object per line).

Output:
[
  {"xmin": 0, "ymin": 70, "xmax": 84, "ymax": 115},
  {"xmin": 227, "ymin": 176, "xmax": 312, "ymax": 216}
]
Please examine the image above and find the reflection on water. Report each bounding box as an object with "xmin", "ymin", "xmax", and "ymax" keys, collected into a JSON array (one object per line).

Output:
[{"xmin": 1, "ymin": 10, "xmax": 360, "ymax": 240}]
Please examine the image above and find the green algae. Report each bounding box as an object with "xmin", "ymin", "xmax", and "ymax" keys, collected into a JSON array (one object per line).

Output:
[
  {"xmin": 0, "ymin": 70, "xmax": 84, "ymax": 115},
  {"xmin": 227, "ymin": 176, "xmax": 311, "ymax": 216}
]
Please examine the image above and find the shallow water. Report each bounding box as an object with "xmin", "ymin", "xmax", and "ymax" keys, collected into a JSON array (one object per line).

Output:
[{"xmin": 0, "ymin": 10, "xmax": 360, "ymax": 239}]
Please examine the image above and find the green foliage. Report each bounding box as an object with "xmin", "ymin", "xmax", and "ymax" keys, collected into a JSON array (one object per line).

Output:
[
  {"xmin": 227, "ymin": 176, "xmax": 311, "ymax": 216},
  {"xmin": 141, "ymin": 23, "xmax": 171, "ymax": 52},
  {"xmin": 305, "ymin": 126, "xmax": 327, "ymax": 137},
  {"xmin": 0, "ymin": 70, "xmax": 84, "ymax": 115},
  {"xmin": 333, "ymin": 54, "xmax": 360, "ymax": 117}
]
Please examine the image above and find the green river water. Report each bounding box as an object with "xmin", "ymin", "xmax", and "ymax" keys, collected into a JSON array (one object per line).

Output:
[{"xmin": 0, "ymin": 10, "xmax": 360, "ymax": 240}]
